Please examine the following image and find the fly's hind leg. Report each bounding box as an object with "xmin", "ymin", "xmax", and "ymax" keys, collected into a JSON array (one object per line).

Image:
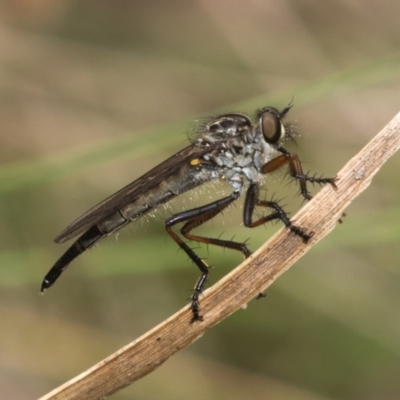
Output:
[{"xmin": 165, "ymin": 191, "xmax": 251, "ymax": 323}]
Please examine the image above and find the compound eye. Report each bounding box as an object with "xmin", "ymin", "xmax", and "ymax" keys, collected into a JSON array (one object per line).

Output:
[{"xmin": 260, "ymin": 109, "xmax": 284, "ymax": 144}]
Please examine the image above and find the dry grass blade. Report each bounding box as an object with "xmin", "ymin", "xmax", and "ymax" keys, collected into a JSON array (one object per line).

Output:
[{"xmin": 39, "ymin": 112, "xmax": 400, "ymax": 400}]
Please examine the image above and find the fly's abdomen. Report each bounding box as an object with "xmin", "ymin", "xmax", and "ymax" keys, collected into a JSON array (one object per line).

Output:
[
  {"xmin": 42, "ymin": 155, "xmax": 213, "ymax": 292},
  {"xmin": 41, "ymin": 225, "xmax": 103, "ymax": 291},
  {"xmin": 116, "ymin": 162, "xmax": 208, "ymax": 225}
]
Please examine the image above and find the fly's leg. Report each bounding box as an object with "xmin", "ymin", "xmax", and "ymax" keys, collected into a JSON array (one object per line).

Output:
[
  {"xmin": 244, "ymin": 182, "xmax": 312, "ymax": 299},
  {"xmin": 166, "ymin": 191, "xmax": 251, "ymax": 323},
  {"xmin": 244, "ymin": 183, "xmax": 312, "ymax": 242},
  {"xmin": 262, "ymin": 147, "xmax": 337, "ymax": 201}
]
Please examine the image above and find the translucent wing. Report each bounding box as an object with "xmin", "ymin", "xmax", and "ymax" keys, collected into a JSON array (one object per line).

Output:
[{"xmin": 55, "ymin": 143, "xmax": 217, "ymax": 243}]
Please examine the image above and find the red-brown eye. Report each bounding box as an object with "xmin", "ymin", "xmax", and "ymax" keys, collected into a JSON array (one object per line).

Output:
[{"xmin": 260, "ymin": 109, "xmax": 284, "ymax": 144}]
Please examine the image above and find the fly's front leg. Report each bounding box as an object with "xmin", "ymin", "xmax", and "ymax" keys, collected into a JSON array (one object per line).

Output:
[
  {"xmin": 166, "ymin": 191, "xmax": 250, "ymax": 323},
  {"xmin": 262, "ymin": 147, "xmax": 337, "ymax": 201}
]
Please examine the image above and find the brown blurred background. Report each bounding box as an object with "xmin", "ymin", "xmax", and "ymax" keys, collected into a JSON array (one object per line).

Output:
[{"xmin": 1, "ymin": 1, "xmax": 400, "ymax": 399}]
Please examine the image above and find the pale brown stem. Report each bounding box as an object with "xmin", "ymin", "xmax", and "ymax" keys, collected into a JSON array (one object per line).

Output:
[{"xmin": 39, "ymin": 112, "xmax": 400, "ymax": 400}]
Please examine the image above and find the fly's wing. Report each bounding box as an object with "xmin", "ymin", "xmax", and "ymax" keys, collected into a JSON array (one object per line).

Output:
[{"xmin": 55, "ymin": 143, "xmax": 217, "ymax": 243}]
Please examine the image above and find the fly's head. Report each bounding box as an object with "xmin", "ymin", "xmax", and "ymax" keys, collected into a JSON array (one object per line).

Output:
[{"xmin": 254, "ymin": 104, "xmax": 293, "ymax": 146}]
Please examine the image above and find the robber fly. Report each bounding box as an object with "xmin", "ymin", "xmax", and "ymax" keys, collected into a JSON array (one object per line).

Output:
[{"xmin": 41, "ymin": 104, "xmax": 336, "ymax": 322}]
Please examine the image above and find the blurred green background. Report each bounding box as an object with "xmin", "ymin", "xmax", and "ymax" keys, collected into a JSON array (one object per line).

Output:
[{"xmin": 1, "ymin": 1, "xmax": 400, "ymax": 399}]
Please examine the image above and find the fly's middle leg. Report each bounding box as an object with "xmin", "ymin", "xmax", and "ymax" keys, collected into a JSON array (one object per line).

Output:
[
  {"xmin": 243, "ymin": 182, "xmax": 312, "ymax": 299},
  {"xmin": 244, "ymin": 183, "xmax": 312, "ymax": 243},
  {"xmin": 165, "ymin": 191, "xmax": 250, "ymax": 323}
]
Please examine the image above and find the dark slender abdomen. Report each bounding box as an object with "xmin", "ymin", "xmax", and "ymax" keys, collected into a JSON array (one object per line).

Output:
[
  {"xmin": 41, "ymin": 162, "xmax": 212, "ymax": 292},
  {"xmin": 41, "ymin": 225, "xmax": 104, "ymax": 291}
]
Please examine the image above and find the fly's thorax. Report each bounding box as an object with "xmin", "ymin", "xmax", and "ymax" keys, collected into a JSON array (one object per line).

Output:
[
  {"xmin": 191, "ymin": 106, "xmax": 288, "ymax": 192},
  {"xmin": 202, "ymin": 113, "xmax": 252, "ymax": 142},
  {"xmin": 196, "ymin": 135, "xmax": 265, "ymax": 192},
  {"xmin": 253, "ymin": 139, "xmax": 280, "ymax": 170}
]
